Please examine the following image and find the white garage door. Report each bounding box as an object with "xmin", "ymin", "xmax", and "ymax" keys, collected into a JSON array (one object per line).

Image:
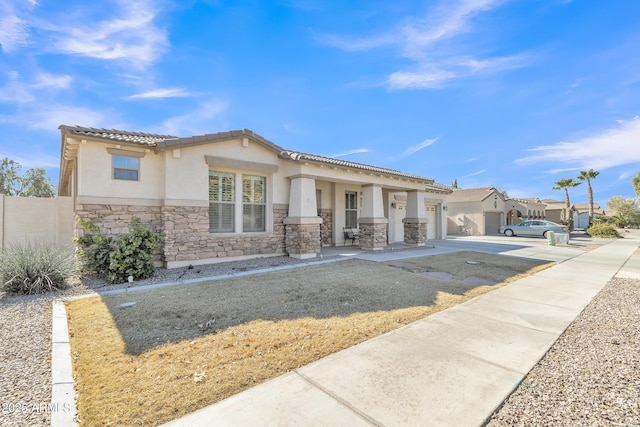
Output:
[{"xmin": 426, "ymin": 205, "xmax": 437, "ymax": 239}]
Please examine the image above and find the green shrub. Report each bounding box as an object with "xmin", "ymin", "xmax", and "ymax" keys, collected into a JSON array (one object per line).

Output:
[
  {"xmin": 0, "ymin": 242, "xmax": 77, "ymax": 294},
  {"xmin": 74, "ymin": 217, "xmax": 163, "ymax": 284},
  {"xmin": 586, "ymin": 223, "xmax": 621, "ymax": 238}
]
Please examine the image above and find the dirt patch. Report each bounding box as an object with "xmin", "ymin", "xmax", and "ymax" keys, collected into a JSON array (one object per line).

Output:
[{"xmin": 66, "ymin": 252, "xmax": 551, "ymax": 426}]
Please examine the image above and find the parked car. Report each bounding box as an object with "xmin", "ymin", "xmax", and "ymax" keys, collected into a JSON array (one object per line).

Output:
[{"xmin": 499, "ymin": 220, "xmax": 568, "ymax": 237}]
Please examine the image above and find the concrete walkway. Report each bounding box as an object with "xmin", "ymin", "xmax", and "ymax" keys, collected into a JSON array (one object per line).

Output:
[{"xmin": 162, "ymin": 237, "xmax": 640, "ymax": 427}]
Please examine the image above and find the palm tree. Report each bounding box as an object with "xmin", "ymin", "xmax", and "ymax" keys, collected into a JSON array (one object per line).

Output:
[
  {"xmin": 552, "ymin": 178, "xmax": 581, "ymax": 227},
  {"xmin": 577, "ymin": 169, "xmax": 600, "ymax": 226}
]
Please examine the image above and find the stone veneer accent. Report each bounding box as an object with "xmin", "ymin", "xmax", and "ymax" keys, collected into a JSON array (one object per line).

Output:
[
  {"xmin": 359, "ymin": 222, "xmax": 387, "ymax": 250},
  {"xmin": 75, "ymin": 203, "xmax": 288, "ymax": 266},
  {"xmin": 403, "ymin": 220, "xmax": 428, "ymax": 245},
  {"xmin": 319, "ymin": 209, "xmax": 333, "ymax": 246},
  {"xmin": 162, "ymin": 206, "xmax": 287, "ymax": 263},
  {"xmin": 285, "ymin": 223, "xmax": 321, "ymax": 257},
  {"xmin": 75, "ymin": 203, "xmax": 164, "ymax": 264}
]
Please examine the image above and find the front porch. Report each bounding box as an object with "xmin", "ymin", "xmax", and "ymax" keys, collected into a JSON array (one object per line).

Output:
[{"xmin": 284, "ymin": 174, "xmax": 448, "ymax": 259}]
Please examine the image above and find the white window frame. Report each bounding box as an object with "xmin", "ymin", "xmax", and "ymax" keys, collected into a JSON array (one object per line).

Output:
[
  {"xmin": 209, "ymin": 171, "xmax": 236, "ymax": 233},
  {"xmin": 112, "ymin": 155, "xmax": 140, "ymax": 181},
  {"xmin": 345, "ymin": 191, "xmax": 358, "ymax": 228},
  {"xmin": 209, "ymin": 170, "xmax": 271, "ymax": 234},
  {"xmin": 242, "ymin": 174, "xmax": 267, "ymax": 233}
]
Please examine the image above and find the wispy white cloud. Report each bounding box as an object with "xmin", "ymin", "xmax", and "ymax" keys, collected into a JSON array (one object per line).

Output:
[
  {"xmin": 0, "ymin": 71, "xmax": 73, "ymax": 103},
  {"xmin": 49, "ymin": 1, "xmax": 168, "ymax": 68},
  {"xmin": 0, "ymin": 104, "xmax": 107, "ymax": 131},
  {"xmin": 402, "ymin": 137, "xmax": 438, "ymax": 157},
  {"xmin": 328, "ymin": 148, "xmax": 370, "ymax": 158},
  {"xmin": 0, "ymin": 14, "xmax": 29, "ymax": 52},
  {"xmin": 462, "ymin": 169, "xmax": 487, "ymax": 178},
  {"xmin": 323, "ymin": 0, "xmax": 528, "ymax": 89},
  {"xmin": 127, "ymin": 88, "xmax": 193, "ymax": 100},
  {"xmin": 156, "ymin": 100, "xmax": 228, "ymax": 136},
  {"xmin": 515, "ymin": 116, "xmax": 640, "ymax": 172},
  {"xmin": 389, "ymin": 137, "xmax": 438, "ymax": 160}
]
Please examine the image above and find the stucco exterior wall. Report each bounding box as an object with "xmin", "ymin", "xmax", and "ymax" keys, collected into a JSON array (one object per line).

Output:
[
  {"xmin": 77, "ymin": 141, "xmax": 165, "ymax": 200},
  {"xmin": 0, "ymin": 195, "xmax": 74, "ymax": 250}
]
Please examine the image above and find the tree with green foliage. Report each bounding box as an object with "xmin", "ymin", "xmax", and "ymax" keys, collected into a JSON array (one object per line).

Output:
[
  {"xmin": 632, "ymin": 172, "xmax": 640, "ymax": 197},
  {"xmin": 0, "ymin": 157, "xmax": 55, "ymax": 197},
  {"xmin": 451, "ymin": 179, "xmax": 458, "ymax": 188},
  {"xmin": 552, "ymin": 178, "xmax": 581, "ymax": 227},
  {"xmin": 577, "ymin": 169, "xmax": 599, "ymax": 226},
  {"xmin": 0, "ymin": 158, "xmax": 21, "ymax": 196},
  {"xmin": 606, "ymin": 196, "xmax": 640, "ymax": 228}
]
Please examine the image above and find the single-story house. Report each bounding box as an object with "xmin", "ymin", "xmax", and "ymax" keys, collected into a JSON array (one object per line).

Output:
[
  {"xmin": 445, "ymin": 187, "xmax": 506, "ymax": 235},
  {"xmin": 573, "ymin": 203, "xmax": 605, "ymax": 229},
  {"xmin": 505, "ymin": 197, "xmax": 547, "ymax": 224},
  {"xmin": 542, "ymin": 199, "xmax": 575, "ymax": 225},
  {"xmin": 58, "ymin": 126, "xmax": 450, "ymax": 267}
]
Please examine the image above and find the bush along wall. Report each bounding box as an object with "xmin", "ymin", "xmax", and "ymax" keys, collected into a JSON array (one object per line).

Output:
[{"xmin": 74, "ymin": 216, "xmax": 163, "ymax": 284}]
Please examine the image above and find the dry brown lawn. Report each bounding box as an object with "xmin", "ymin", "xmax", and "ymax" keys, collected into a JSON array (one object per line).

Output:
[{"xmin": 66, "ymin": 251, "xmax": 551, "ymax": 426}]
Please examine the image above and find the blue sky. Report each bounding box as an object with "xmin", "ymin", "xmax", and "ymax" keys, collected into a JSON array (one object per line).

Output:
[{"xmin": 1, "ymin": 0, "xmax": 639, "ymax": 206}]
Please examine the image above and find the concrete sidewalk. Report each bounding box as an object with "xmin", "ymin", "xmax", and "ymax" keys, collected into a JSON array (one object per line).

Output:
[{"xmin": 163, "ymin": 238, "xmax": 639, "ymax": 427}]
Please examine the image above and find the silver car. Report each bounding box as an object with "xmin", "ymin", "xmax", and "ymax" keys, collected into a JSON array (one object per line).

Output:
[{"xmin": 499, "ymin": 220, "xmax": 568, "ymax": 237}]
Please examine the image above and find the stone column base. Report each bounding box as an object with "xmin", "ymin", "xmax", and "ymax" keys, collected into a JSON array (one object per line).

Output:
[
  {"xmin": 359, "ymin": 220, "xmax": 388, "ymax": 250},
  {"xmin": 284, "ymin": 217, "xmax": 322, "ymax": 259},
  {"xmin": 403, "ymin": 218, "xmax": 428, "ymax": 245}
]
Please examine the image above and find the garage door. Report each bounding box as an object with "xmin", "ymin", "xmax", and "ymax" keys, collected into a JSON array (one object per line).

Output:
[
  {"xmin": 485, "ymin": 212, "xmax": 501, "ymax": 235},
  {"xmin": 426, "ymin": 205, "xmax": 437, "ymax": 239}
]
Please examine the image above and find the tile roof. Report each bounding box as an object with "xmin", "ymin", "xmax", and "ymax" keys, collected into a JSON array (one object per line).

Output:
[
  {"xmin": 446, "ymin": 187, "xmax": 498, "ymax": 202},
  {"xmin": 59, "ymin": 125, "xmax": 176, "ymax": 146},
  {"xmin": 279, "ymin": 150, "xmax": 435, "ymax": 183},
  {"xmin": 59, "ymin": 125, "xmax": 443, "ymax": 187}
]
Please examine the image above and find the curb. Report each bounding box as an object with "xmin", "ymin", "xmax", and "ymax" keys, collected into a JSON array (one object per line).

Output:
[{"xmin": 51, "ymin": 300, "xmax": 77, "ymax": 427}]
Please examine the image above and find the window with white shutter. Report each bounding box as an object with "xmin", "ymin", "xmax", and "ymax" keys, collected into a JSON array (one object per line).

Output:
[
  {"xmin": 209, "ymin": 171, "xmax": 235, "ymax": 232},
  {"xmin": 242, "ymin": 175, "xmax": 266, "ymax": 232}
]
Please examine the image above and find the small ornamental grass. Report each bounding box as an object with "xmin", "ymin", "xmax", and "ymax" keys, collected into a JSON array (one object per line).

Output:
[{"xmin": 0, "ymin": 242, "xmax": 78, "ymax": 295}]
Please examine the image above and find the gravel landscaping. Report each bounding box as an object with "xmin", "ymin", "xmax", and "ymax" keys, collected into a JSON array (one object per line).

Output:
[{"xmin": 488, "ymin": 276, "xmax": 640, "ymax": 426}]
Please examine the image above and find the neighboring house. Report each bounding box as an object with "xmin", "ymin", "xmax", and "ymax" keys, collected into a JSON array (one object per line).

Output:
[
  {"xmin": 573, "ymin": 203, "xmax": 605, "ymax": 229},
  {"xmin": 505, "ymin": 197, "xmax": 547, "ymax": 225},
  {"xmin": 58, "ymin": 126, "xmax": 450, "ymax": 268},
  {"xmin": 445, "ymin": 187, "xmax": 506, "ymax": 236},
  {"xmin": 542, "ymin": 198, "xmax": 576, "ymax": 225}
]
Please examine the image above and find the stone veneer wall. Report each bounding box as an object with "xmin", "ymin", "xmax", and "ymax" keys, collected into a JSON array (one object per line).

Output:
[
  {"xmin": 76, "ymin": 203, "xmax": 288, "ymax": 266},
  {"xmin": 285, "ymin": 223, "xmax": 321, "ymax": 256},
  {"xmin": 359, "ymin": 222, "xmax": 387, "ymax": 250},
  {"xmin": 319, "ymin": 209, "xmax": 333, "ymax": 246},
  {"xmin": 162, "ymin": 206, "xmax": 287, "ymax": 263},
  {"xmin": 75, "ymin": 203, "xmax": 164, "ymax": 264},
  {"xmin": 403, "ymin": 221, "xmax": 428, "ymax": 245}
]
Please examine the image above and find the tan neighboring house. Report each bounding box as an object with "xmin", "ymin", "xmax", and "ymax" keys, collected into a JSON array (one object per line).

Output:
[
  {"xmin": 445, "ymin": 187, "xmax": 506, "ymax": 236},
  {"xmin": 542, "ymin": 199, "xmax": 576, "ymax": 225},
  {"xmin": 505, "ymin": 197, "xmax": 547, "ymax": 224},
  {"xmin": 58, "ymin": 126, "xmax": 450, "ymax": 268},
  {"xmin": 573, "ymin": 203, "xmax": 605, "ymax": 229}
]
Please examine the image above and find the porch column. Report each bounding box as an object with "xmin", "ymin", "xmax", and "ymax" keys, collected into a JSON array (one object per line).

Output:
[
  {"xmin": 359, "ymin": 184, "xmax": 388, "ymax": 250},
  {"xmin": 403, "ymin": 190, "xmax": 428, "ymax": 245},
  {"xmin": 284, "ymin": 175, "xmax": 322, "ymax": 259}
]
